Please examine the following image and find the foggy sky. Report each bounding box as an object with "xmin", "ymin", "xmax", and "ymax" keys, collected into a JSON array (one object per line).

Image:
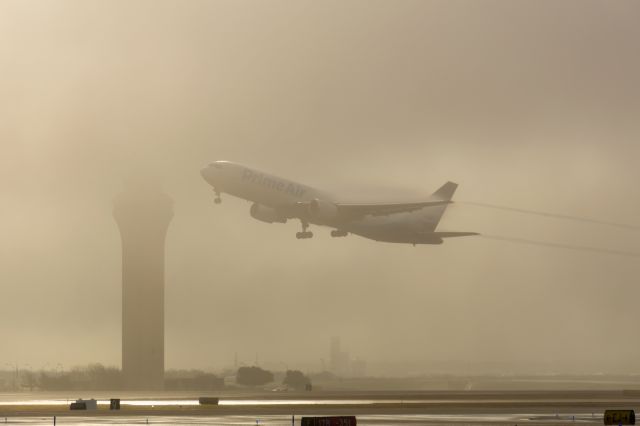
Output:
[{"xmin": 0, "ymin": 0, "xmax": 639, "ymax": 375}]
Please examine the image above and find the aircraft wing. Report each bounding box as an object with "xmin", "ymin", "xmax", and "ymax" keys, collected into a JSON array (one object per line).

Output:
[{"xmin": 336, "ymin": 200, "xmax": 451, "ymax": 218}]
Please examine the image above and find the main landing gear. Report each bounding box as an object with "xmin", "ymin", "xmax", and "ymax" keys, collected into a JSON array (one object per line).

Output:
[
  {"xmin": 331, "ymin": 230, "xmax": 348, "ymax": 237},
  {"xmin": 296, "ymin": 220, "xmax": 313, "ymax": 239},
  {"xmin": 213, "ymin": 189, "xmax": 222, "ymax": 204}
]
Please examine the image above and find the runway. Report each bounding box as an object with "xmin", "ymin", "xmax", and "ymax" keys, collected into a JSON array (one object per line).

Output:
[
  {"xmin": 0, "ymin": 413, "xmax": 607, "ymax": 425},
  {"xmin": 0, "ymin": 390, "xmax": 636, "ymax": 424}
]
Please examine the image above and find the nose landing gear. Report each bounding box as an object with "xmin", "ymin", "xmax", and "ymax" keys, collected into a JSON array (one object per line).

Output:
[
  {"xmin": 213, "ymin": 189, "xmax": 222, "ymax": 204},
  {"xmin": 296, "ymin": 220, "xmax": 313, "ymax": 239}
]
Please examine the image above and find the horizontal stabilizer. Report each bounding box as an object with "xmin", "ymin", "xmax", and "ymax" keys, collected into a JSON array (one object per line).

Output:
[{"xmin": 432, "ymin": 232, "xmax": 480, "ymax": 238}]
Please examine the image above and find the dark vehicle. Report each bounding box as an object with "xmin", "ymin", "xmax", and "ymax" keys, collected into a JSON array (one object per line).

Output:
[
  {"xmin": 301, "ymin": 416, "xmax": 356, "ymax": 426},
  {"xmin": 198, "ymin": 397, "xmax": 219, "ymax": 405}
]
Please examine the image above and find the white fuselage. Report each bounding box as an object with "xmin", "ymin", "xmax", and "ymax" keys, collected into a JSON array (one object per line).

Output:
[
  {"xmin": 201, "ymin": 161, "xmax": 449, "ymax": 243},
  {"xmin": 214, "ymin": 162, "xmax": 329, "ymax": 207}
]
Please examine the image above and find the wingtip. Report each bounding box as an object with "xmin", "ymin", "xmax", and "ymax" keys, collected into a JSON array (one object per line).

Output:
[{"xmin": 432, "ymin": 181, "xmax": 458, "ymax": 200}]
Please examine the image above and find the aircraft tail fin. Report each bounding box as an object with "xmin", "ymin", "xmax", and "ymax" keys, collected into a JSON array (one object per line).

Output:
[{"xmin": 423, "ymin": 181, "xmax": 458, "ymax": 231}]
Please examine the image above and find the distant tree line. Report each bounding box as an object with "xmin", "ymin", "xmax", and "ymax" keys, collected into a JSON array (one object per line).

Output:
[
  {"xmin": 235, "ymin": 366, "xmax": 311, "ymax": 390},
  {"xmin": 236, "ymin": 366, "xmax": 274, "ymax": 386},
  {"xmin": 39, "ymin": 364, "xmax": 122, "ymax": 390},
  {"xmin": 2, "ymin": 363, "xmax": 312, "ymax": 391},
  {"xmin": 1, "ymin": 364, "xmax": 224, "ymax": 391},
  {"xmin": 164, "ymin": 369, "xmax": 224, "ymax": 391},
  {"xmin": 283, "ymin": 370, "xmax": 311, "ymax": 391}
]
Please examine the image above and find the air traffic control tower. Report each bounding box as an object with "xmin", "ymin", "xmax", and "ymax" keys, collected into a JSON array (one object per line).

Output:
[{"xmin": 114, "ymin": 184, "xmax": 173, "ymax": 390}]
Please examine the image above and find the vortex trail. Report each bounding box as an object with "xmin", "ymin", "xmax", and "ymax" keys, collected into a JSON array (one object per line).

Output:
[
  {"xmin": 461, "ymin": 201, "xmax": 640, "ymax": 231},
  {"xmin": 481, "ymin": 234, "xmax": 640, "ymax": 258}
]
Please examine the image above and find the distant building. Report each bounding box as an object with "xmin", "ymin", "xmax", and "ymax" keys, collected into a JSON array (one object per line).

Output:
[
  {"xmin": 330, "ymin": 337, "xmax": 350, "ymax": 376},
  {"xmin": 329, "ymin": 337, "xmax": 366, "ymax": 377},
  {"xmin": 351, "ymin": 358, "xmax": 367, "ymax": 378}
]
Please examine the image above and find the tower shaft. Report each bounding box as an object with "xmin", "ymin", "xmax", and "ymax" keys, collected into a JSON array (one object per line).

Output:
[{"xmin": 114, "ymin": 188, "xmax": 173, "ymax": 390}]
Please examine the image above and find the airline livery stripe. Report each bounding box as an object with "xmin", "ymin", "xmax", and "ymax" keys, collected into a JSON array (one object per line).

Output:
[{"xmin": 242, "ymin": 168, "xmax": 306, "ymax": 198}]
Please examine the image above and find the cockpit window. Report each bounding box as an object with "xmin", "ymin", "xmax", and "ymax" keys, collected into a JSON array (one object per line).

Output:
[{"xmin": 212, "ymin": 163, "xmax": 223, "ymax": 169}]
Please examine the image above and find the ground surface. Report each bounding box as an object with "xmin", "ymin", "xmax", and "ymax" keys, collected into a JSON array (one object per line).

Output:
[{"xmin": 0, "ymin": 390, "xmax": 636, "ymax": 424}]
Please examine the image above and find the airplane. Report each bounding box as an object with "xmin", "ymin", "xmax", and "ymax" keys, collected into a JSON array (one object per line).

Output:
[{"xmin": 200, "ymin": 161, "xmax": 478, "ymax": 245}]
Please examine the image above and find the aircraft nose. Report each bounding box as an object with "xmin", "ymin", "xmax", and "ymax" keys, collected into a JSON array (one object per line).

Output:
[{"xmin": 200, "ymin": 166, "xmax": 214, "ymax": 184}]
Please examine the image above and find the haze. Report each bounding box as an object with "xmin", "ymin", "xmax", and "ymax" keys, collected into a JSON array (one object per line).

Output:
[{"xmin": 0, "ymin": 0, "xmax": 638, "ymax": 376}]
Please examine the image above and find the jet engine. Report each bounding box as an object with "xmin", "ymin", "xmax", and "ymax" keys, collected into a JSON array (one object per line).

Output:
[
  {"xmin": 250, "ymin": 203, "xmax": 287, "ymax": 224},
  {"xmin": 308, "ymin": 198, "xmax": 339, "ymax": 223}
]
